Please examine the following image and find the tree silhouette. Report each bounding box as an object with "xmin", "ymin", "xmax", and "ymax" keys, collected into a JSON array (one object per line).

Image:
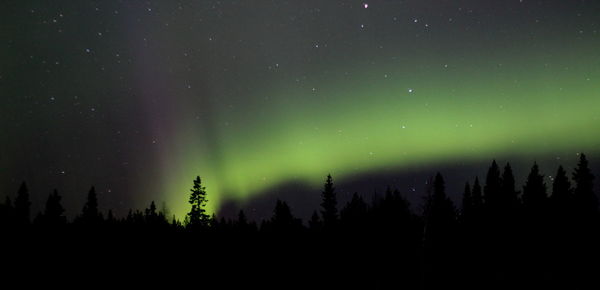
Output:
[
  {"xmin": 572, "ymin": 154, "xmax": 598, "ymax": 218},
  {"xmin": 42, "ymin": 189, "xmax": 66, "ymax": 226},
  {"xmin": 80, "ymin": 186, "xmax": 102, "ymax": 225},
  {"xmin": 522, "ymin": 163, "xmax": 547, "ymax": 214},
  {"xmin": 484, "ymin": 160, "xmax": 502, "ymax": 217},
  {"xmin": 269, "ymin": 200, "xmax": 302, "ymax": 233},
  {"xmin": 320, "ymin": 174, "xmax": 338, "ymax": 230},
  {"xmin": 234, "ymin": 210, "xmax": 256, "ymax": 233},
  {"xmin": 551, "ymin": 166, "xmax": 572, "ymax": 214},
  {"xmin": 187, "ymin": 176, "xmax": 210, "ymax": 229},
  {"xmin": 15, "ymin": 181, "xmax": 31, "ymax": 225},
  {"xmin": 423, "ymin": 173, "xmax": 457, "ymax": 288},
  {"xmin": 501, "ymin": 163, "xmax": 520, "ymax": 214},
  {"xmin": 472, "ymin": 177, "xmax": 483, "ymax": 213},
  {"xmin": 340, "ymin": 192, "xmax": 368, "ymax": 231}
]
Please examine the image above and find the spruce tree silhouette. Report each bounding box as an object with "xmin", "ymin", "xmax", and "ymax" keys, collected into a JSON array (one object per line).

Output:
[
  {"xmin": 340, "ymin": 192, "xmax": 368, "ymax": 232},
  {"xmin": 15, "ymin": 181, "xmax": 31, "ymax": 226},
  {"xmin": 572, "ymin": 154, "xmax": 598, "ymax": 219},
  {"xmin": 373, "ymin": 187, "xmax": 412, "ymax": 236},
  {"xmin": 269, "ymin": 200, "xmax": 302, "ymax": 233},
  {"xmin": 186, "ymin": 176, "xmax": 210, "ymax": 229},
  {"xmin": 522, "ymin": 163, "xmax": 547, "ymax": 214},
  {"xmin": 81, "ymin": 186, "xmax": 100, "ymax": 225},
  {"xmin": 145, "ymin": 200, "xmax": 166, "ymax": 227},
  {"xmin": 501, "ymin": 163, "xmax": 520, "ymax": 215},
  {"xmin": 42, "ymin": 189, "xmax": 66, "ymax": 226},
  {"xmin": 320, "ymin": 174, "xmax": 338, "ymax": 230},
  {"xmin": 235, "ymin": 210, "xmax": 256, "ymax": 233},
  {"xmin": 549, "ymin": 165, "xmax": 574, "ymax": 282},
  {"xmin": 80, "ymin": 186, "xmax": 102, "ymax": 225},
  {"xmin": 569, "ymin": 154, "xmax": 599, "ymax": 286},
  {"xmin": 484, "ymin": 160, "xmax": 502, "ymax": 218},
  {"xmin": 423, "ymin": 173, "xmax": 457, "ymax": 289},
  {"xmin": 550, "ymin": 166, "xmax": 572, "ymax": 218}
]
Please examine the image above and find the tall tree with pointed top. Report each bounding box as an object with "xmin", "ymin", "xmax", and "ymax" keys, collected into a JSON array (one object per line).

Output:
[
  {"xmin": 187, "ymin": 176, "xmax": 210, "ymax": 228},
  {"xmin": 423, "ymin": 173, "xmax": 457, "ymax": 287},
  {"xmin": 501, "ymin": 163, "xmax": 520, "ymax": 213},
  {"xmin": 81, "ymin": 186, "xmax": 101, "ymax": 225},
  {"xmin": 15, "ymin": 182, "xmax": 31, "ymax": 225},
  {"xmin": 44, "ymin": 189, "xmax": 66, "ymax": 226},
  {"xmin": 340, "ymin": 192, "xmax": 368, "ymax": 230},
  {"xmin": 320, "ymin": 174, "xmax": 338, "ymax": 229},
  {"xmin": 484, "ymin": 160, "xmax": 502, "ymax": 212},
  {"xmin": 522, "ymin": 163, "xmax": 547, "ymax": 213},
  {"xmin": 424, "ymin": 173, "xmax": 457, "ymax": 243},
  {"xmin": 572, "ymin": 154, "xmax": 598, "ymax": 217},
  {"xmin": 270, "ymin": 200, "xmax": 301, "ymax": 233},
  {"xmin": 551, "ymin": 166, "xmax": 572, "ymax": 207}
]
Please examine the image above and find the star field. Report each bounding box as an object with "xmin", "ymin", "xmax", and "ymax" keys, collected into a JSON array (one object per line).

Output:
[{"xmin": 1, "ymin": 0, "xmax": 600, "ymax": 217}]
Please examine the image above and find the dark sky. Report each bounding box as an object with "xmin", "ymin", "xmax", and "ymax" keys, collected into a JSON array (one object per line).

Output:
[{"xmin": 2, "ymin": 0, "xmax": 600, "ymax": 220}]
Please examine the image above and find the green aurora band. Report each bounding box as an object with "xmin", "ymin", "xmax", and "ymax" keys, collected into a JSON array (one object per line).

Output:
[{"xmin": 157, "ymin": 48, "xmax": 600, "ymax": 218}]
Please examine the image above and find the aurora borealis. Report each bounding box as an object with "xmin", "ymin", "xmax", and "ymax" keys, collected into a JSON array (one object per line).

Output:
[{"xmin": 2, "ymin": 1, "xmax": 600, "ymax": 219}]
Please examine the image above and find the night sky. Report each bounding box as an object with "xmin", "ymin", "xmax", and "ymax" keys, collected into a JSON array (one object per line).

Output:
[{"xmin": 2, "ymin": 0, "xmax": 600, "ymax": 220}]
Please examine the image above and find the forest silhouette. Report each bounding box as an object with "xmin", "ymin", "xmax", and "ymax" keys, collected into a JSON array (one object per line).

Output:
[{"xmin": 1, "ymin": 154, "xmax": 599, "ymax": 288}]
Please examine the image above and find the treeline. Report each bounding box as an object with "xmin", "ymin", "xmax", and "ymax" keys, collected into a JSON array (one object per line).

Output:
[{"xmin": 0, "ymin": 154, "xmax": 599, "ymax": 287}]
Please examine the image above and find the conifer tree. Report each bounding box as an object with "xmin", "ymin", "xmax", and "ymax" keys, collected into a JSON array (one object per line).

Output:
[
  {"xmin": 484, "ymin": 160, "xmax": 502, "ymax": 213},
  {"xmin": 44, "ymin": 189, "xmax": 66, "ymax": 226},
  {"xmin": 81, "ymin": 186, "xmax": 101, "ymax": 225},
  {"xmin": 572, "ymin": 154, "xmax": 598, "ymax": 217},
  {"xmin": 522, "ymin": 163, "xmax": 547, "ymax": 213},
  {"xmin": 551, "ymin": 166, "xmax": 572, "ymax": 208},
  {"xmin": 501, "ymin": 163, "xmax": 520, "ymax": 212},
  {"xmin": 187, "ymin": 176, "xmax": 210, "ymax": 228},
  {"xmin": 320, "ymin": 174, "xmax": 338, "ymax": 229}
]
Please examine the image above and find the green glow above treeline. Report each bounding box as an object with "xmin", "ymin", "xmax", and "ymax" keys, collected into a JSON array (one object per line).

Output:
[{"xmin": 158, "ymin": 49, "xmax": 600, "ymax": 218}]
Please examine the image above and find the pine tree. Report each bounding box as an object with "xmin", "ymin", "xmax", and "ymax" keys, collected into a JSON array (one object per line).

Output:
[
  {"xmin": 271, "ymin": 200, "xmax": 300, "ymax": 233},
  {"xmin": 551, "ymin": 166, "xmax": 572, "ymax": 208},
  {"xmin": 43, "ymin": 189, "xmax": 66, "ymax": 226},
  {"xmin": 423, "ymin": 173, "xmax": 457, "ymax": 287},
  {"xmin": 145, "ymin": 200, "xmax": 159, "ymax": 225},
  {"xmin": 187, "ymin": 176, "xmax": 210, "ymax": 228},
  {"xmin": 340, "ymin": 192, "xmax": 368, "ymax": 229},
  {"xmin": 484, "ymin": 160, "xmax": 502, "ymax": 213},
  {"xmin": 15, "ymin": 182, "xmax": 31, "ymax": 225},
  {"xmin": 572, "ymin": 154, "xmax": 598, "ymax": 217},
  {"xmin": 424, "ymin": 173, "xmax": 457, "ymax": 244},
  {"xmin": 320, "ymin": 174, "xmax": 338, "ymax": 229},
  {"xmin": 81, "ymin": 186, "xmax": 101, "ymax": 225},
  {"xmin": 501, "ymin": 163, "xmax": 520, "ymax": 213},
  {"xmin": 522, "ymin": 162, "xmax": 547, "ymax": 213}
]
